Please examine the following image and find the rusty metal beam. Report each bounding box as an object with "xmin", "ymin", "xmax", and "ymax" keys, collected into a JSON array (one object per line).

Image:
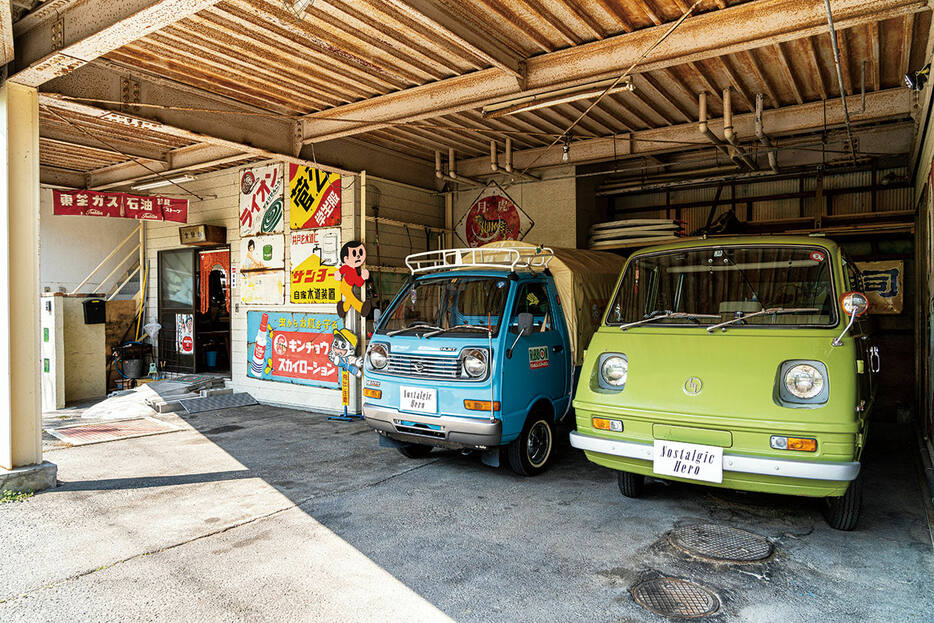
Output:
[
  {"xmin": 838, "ymin": 27, "xmax": 853, "ymax": 95},
  {"xmin": 90, "ymin": 144, "xmax": 252, "ymax": 189},
  {"xmin": 303, "ymin": 0, "xmax": 926, "ymax": 144},
  {"xmin": 592, "ymin": 0, "xmax": 634, "ymax": 33},
  {"xmin": 631, "ymin": 0, "xmax": 663, "ymax": 25},
  {"xmin": 40, "ymin": 165, "xmax": 86, "ymax": 188},
  {"xmin": 741, "ymin": 50, "xmax": 780, "ymax": 108},
  {"xmin": 562, "ymin": 0, "xmax": 606, "ymax": 40},
  {"xmin": 11, "ymin": 0, "xmax": 223, "ymax": 87},
  {"xmin": 386, "ymin": 0, "xmax": 525, "ymax": 78},
  {"xmin": 773, "ymin": 42, "xmax": 804, "ymax": 104},
  {"xmin": 39, "ymin": 135, "xmax": 166, "ymax": 163},
  {"xmin": 454, "ymin": 88, "xmax": 910, "ymax": 176},
  {"xmin": 901, "ymin": 13, "xmax": 915, "ymax": 78},
  {"xmin": 869, "ymin": 21, "xmax": 882, "ymax": 91},
  {"xmin": 514, "ymin": 0, "xmax": 580, "ymax": 47},
  {"xmin": 804, "ymin": 35, "xmax": 829, "ymax": 100}
]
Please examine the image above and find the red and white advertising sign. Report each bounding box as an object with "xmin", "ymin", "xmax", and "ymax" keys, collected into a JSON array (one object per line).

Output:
[
  {"xmin": 52, "ymin": 190, "xmax": 188, "ymax": 222},
  {"xmin": 455, "ymin": 182, "xmax": 533, "ymax": 247},
  {"xmin": 269, "ymin": 330, "xmax": 337, "ymax": 384}
]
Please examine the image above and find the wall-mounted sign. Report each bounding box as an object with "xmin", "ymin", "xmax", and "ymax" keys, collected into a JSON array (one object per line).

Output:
[
  {"xmin": 246, "ymin": 311, "xmax": 343, "ymax": 388},
  {"xmin": 456, "ymin": 181, "xmax": 533, "ymax": 247},
  {"xmin": 176, "ymin": 313, "xmax": 194, "ymax": 355},
  {"xmin": 857, "ymin": 260, "xmax": 904, "ymax": 315},
  {"xmin": 239, "ymin": 163, "xmax": 284, "ymax": 236},
  {"xmin": 53, "ymin": 190, "xmax": 188, "ymax": 223},
  {"xmin": 179, "ymin": 224, "xmax": 226, "ymax": 246},
  {"xmin": 288, "ymin": 164, "xmax": 341, "ymax": 229},
  {"xmin": 240, "ymin": 234, "xmax": 285, "ymax": 272},
  {"xmin": 290, "ymin": 230, "xmax": 342, "ymax": 304},
  {"xmin": 241, "ymin": 270, "xmax": 284, "ymax": 305}
]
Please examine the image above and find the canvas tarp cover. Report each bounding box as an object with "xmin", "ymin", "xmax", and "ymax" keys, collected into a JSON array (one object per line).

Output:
[{"xmin": 483, "ymin": 242, "xmax": 624, "ymax": 365}]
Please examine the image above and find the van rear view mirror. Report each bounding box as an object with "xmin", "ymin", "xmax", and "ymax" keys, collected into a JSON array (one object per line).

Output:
[
  {"xmin": 833, "ymin": 291, "xmax": 869, "ymax": 347},
  {"xmin": 507, "ymin": 313, "xmax": 535, "ymax": 359}
]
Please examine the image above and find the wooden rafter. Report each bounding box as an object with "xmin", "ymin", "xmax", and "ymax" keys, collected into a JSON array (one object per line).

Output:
[
  {"xmin": 838, "ymin": 28, "xmax": 853, "ymax": 95},
  {"xmin": 804, "ymin": 35, "xmax": 828, "ymax": 100},
  {"xmin": 741, "ymin": 49, "xmax": 780, "ymax": 108},
  {"xmin": 773, "ymin": 42, "xmax": 804, "ymax": 104},
  {"xmin": 869, "ymin": 21, "xmax": 881, "ymax": 91},
  {"xmin": 631, "ymin": 0, "xmax": 663, "ymax": 25},
  {"xmin": 900, "ymin": 13, "xmax": 914, "ymax": 79}
]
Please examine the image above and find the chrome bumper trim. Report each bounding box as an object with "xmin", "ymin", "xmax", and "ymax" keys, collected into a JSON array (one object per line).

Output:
[
  {"xmin": 569, "ymin": 431, "xmax": 860, "ymax": 482},
  {"xmin": 363, "ymin": 404, "xmax": 501, "ymax": 448}
]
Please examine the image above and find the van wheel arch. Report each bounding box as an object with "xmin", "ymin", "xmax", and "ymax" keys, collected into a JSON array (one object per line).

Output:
[{"xmin": 506, "ymin": 400, "xmax": 556, "ymax": 476}]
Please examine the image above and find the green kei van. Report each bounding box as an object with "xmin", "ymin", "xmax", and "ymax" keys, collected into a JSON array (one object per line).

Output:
[{"xmin": 570, "ymin": 236, "xmax": 878, "ymax": 530}]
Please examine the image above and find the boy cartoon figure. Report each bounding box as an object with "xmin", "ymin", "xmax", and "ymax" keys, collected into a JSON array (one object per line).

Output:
[
  {"xmin": 328, "ymin": 328, "xmax": 363, "ymax": 378},
  {"xmin": 334, "ymin": 240, "xmax": 371, "ymax": 317}
]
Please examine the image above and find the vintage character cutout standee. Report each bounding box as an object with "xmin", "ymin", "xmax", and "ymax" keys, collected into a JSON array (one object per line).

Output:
[
  {"xmin": 334, "ymin": 240, "xmax": 372, "ymax": 317},
  {"xmin": 328, "ymin": 328, "xmax": 363, "ymax": 378}
]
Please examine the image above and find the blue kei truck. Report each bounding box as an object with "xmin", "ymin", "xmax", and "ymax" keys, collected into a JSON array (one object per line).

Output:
[{"xmin": 361, "ymin": 242, "xmax": 623, "ymax": 475}]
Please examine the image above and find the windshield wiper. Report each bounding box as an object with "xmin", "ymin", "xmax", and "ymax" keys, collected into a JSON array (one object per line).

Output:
[
  {"xmin": 387, "ymin": 324, "xmax": 444, "ymax": 337},
  {"xmin": 706, "ymin": 307, "xmax": 819, "ymax": 333},
  {"xmin": 620, "ymin": 310, "xmax": 720, "ymax": 331},
  {"xmin": 422, "ymin": 325, "xmax": 493, "ymax": 338}
]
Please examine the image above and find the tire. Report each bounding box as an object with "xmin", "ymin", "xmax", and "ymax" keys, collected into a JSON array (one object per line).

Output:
[
  {"xmin": 617, "ymin": 471, "xmax": 645, "ymax": 498},
  {"xmin": 823, "ymin": 473, "xmax": 862, "ymax": 531},
  {"xmin": 397, "ymin": 444, "xmax": 433, "ymax": 459},
  {"xmin": 507, "ymin": 415, "xmax": 555, "ymax": 476}
]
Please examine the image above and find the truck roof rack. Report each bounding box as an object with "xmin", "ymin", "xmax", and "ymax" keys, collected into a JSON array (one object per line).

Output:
[{"xmin": 404, "ymin": 247, "xmax": 554, "ymax": 275}]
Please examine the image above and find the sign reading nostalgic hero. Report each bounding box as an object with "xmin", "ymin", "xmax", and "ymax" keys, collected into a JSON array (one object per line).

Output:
[
  {"xmin": 288, "ymin": 164, "xmax": 342, "ymax": 230},
  {"xmin": 239, "ymin": 163, "xmax": 284, "ymax": 236},
  {"xmin": 456, "ymin": 182, "xmax": 533, "ymax": 247}
]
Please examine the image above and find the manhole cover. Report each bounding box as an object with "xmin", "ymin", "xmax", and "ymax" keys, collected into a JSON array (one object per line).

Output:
[
  {"xmin": 670, "ymin": 523, "xmax": 772, "ymax": 562},
  {"xmin": 631, "ymin": 577, "xmax": 719, "ymax": 618}
]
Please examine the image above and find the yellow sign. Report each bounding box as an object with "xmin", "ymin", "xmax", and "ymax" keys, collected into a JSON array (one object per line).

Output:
[
  {"xmin": 341, "ymin": 369, "xmax": 350, "ymax": 406},
  {"xmin": 290, "ymin": 252, "xmax": 339, "ymax": 304},
  {"xmin": 288, "ymin": 164, "xmax": 342, "ymax": 230}
]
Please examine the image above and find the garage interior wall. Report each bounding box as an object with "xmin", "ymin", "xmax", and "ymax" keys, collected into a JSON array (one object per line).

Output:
[
  {"xmin": 142, "ymin": 163, "xmax": 441, "ymax": 413},
  {"xmin": 39, "ymin": 188, "xmax": 140, "ymax": 296}
]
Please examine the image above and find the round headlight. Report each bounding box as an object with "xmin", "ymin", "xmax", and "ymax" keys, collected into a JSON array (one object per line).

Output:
[
  {"xmin": 368, "ymin": 344, "xmax": 388, "ymax": 369},
  {"xmin": 463, "ymin": 349, "xmax": 488, "ymax": 378},
  {"xmin": 784, "ymin": 364, "xmax": 824, "ymax": 399},
  {"xmin": 601, "ymin": 355, "xmax": 628, "ymax": 387}
]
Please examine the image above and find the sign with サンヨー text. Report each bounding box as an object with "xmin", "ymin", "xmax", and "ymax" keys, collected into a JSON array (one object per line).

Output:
[
  {"xmin": 246, "ymin": 311, "xmax": 342, "ymax": 389},
  {"xmin": 288, "ymin": 164, "xmax": 341, "ymax": 230},
  {"xmin": 290, "ymin": 230, "xmax": 342, "ymax": 304}
]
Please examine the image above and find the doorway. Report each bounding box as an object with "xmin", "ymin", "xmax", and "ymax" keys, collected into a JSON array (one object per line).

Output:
[{"xmin": 158, "ymin": 247, "xmax": 231, "ymax": 375}]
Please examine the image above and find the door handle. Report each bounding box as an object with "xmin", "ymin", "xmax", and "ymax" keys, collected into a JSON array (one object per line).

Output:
[
  {"xmin": 553, "ymin": 345, "xmax": 564, "ymax": 352},
  {"xmin": 869, "ymin": 346, "xmax": 881, "ymax": 373}
]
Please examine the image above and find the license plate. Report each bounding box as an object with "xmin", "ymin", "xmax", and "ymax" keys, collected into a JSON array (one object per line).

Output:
[
  {"xmin": 400, "ymin": 386, "xmax": 437, "ymax": 413},
  {"xmin": 653, "ymin": 440, "xmax": 723, "ymax": 483}
]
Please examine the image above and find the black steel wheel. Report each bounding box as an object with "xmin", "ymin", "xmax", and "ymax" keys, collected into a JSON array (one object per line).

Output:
[
  {"xmin": 617, "ymin": 471, "xmax": 645, "ymax": 498},
  {"xmin": 507, "ymin": 415, "xmax": 554, "ymax": 476}
]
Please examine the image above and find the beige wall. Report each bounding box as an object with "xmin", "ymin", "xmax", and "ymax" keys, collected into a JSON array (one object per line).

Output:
[{"xmin": 62, "ymin": 297, "xmax": 106, "ymax": 402}]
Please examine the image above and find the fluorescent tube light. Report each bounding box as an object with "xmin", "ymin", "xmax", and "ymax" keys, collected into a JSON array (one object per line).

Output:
[
  {"xmin": 482, "ymin": 77, "xmax": 634, "ymax": 118},
  {"xmin": 131, "ymin": 175, "xmax": 196, "ymax": 192}
]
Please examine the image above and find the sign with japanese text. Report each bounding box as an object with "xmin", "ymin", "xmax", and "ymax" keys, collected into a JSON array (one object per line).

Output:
[
  {"xmin": 240, "ymin": 234, "xmax": 285, "ymax": 272},
  {"xmin": 176, "ymin": 313, "xmax": 194, "ymax": 355},
  {"xmin": 288, "ymin": 164, "xmax": 341, "ymax": 229},
  {"xmin": 241, "ymin": 270, "xmax": 284, "ymax": 305},
  {"xmin": 857, "ymin": 260, "xmax": 904, "ymax": 315},
  {"xmin": 246, "ymin": 311, "xmax": 342, "ymax": 389},
  {"xmin": 290, "ymin": 229, "xmax": 342, "ymax": 304},
  {"xmin": 239, "ymin": 163, "xmax": 284, "ymax": 236},
  {"xmin": 52, "ymin": 190, "xmax": 187, "ymax": 222},
  {"xmin": 456, "ymin": 181, "xmax": 533, "ymax": 247}
]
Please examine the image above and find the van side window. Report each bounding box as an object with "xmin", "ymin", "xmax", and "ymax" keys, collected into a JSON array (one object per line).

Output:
[{"xmin": 512, "ymin": 282, "xmax": 552, "ymax": 331}]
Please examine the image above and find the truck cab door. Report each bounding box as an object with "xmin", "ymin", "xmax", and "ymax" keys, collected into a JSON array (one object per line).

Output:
[{"xmin": 503, "ymin": 280, "xmax": 569, "ymax": 431}]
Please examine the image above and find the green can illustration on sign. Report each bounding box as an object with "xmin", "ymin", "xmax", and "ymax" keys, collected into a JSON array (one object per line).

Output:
[{"xmin": 529, "ymin": 346, "xmax": 550, "ymax": 369}]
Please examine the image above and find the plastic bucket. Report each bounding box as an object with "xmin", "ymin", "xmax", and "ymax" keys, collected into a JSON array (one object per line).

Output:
[
  {"xmin": 205, "ymin": 350, "xmax": 218, "ymax": 368},
  {"xmin": 123, "ymin": 358, "xmax": 144, "ymax": 379}
]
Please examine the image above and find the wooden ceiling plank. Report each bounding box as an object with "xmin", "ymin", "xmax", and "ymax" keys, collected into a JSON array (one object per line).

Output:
[
  {"xmin": 631, "ymin": 0, "xmax": 663, "ymax": 25},
  {"xmin": 870, "ymin": 21, "xmax": 882, "ymax": 91},
  {"xmin": 901, "ymin": 13, "xmax": 915, "ymax": 79},
  {"xmin": 838, "ymin": 28, "xmax": 854, "ymax": 95}
]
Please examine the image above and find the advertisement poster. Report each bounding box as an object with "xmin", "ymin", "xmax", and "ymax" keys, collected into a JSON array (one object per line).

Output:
[
  {"xmin": 857, "ymin": 260, "xmax": 904, "ymax": 314},
  {"xmin": 290, "ymin": 229, "xmax": 342, "ymax": 304},
  {"xmin": 176, "ymin": 313, "xmax": 194, "ymax": 355},
  {"xmin": 246, "ymin": 311, "xmax": 343, "ymax": 388},
  {"xmin": 53, "ymin": 190, "xmax": 187, "ymax": 222},
  {"xmin": 239, "ymin": 163, "xmax": 284, "ymax": 236},
  {"xmin": 455, "ymin": 181, "xmax": 533, "ymax": 247},
  {"xmin": 240, "ymin": 234, "xmax": 285, "ymax": 272},
  {"xmin": 288, "ymin": 164, "xmax": 342, "ymax": 229},
  {"xmin": 241, "ymin": 270, "xmax": 285, "ymax": 305}
]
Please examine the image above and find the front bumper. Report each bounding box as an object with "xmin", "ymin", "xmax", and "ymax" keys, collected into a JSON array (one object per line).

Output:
[
  {"xmin": 569, "ymin": 431, "xmax": 860, "ymax": 482},
  {"xmin": 364, "ymin": 404, "xmax": 502, "ymax": 449}
]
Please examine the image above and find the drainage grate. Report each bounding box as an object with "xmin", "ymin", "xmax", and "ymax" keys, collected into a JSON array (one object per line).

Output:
[
  {"xmin": 46, "ymin": 417, "xmax": 181, "ymax": 446},
  {"xmin": 631, "ymin": 577, "xmax": 719, "ymax": 619},
  {"xmin": 670, "ymin": 524, "xmax": 773, "ymax": 562},
  {"xmin": 179, "ymin": 392, "xmax": 257, "ymax": 414}
]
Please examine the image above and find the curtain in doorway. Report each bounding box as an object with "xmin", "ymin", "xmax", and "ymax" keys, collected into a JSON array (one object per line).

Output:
[{"xmin": 199, "ymin": 250, "xmax": 230, "ymax": 314}]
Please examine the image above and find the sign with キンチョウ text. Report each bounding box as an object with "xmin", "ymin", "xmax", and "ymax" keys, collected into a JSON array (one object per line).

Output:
[{"xmin": 246, "ymin": 311, "xmax": 342, "ymax": 389}]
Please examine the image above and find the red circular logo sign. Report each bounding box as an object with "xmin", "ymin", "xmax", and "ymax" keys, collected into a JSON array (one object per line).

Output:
[
  {"xmin": 465, "ymin": 195, "xmax": 521, "ymax": 246},
  {"xmin": 274, "ymin": 334, "xmax": 287, "ymax": 355},
  {"xmin": 181, "ymin": 336, "xmax": 193, "ymax": 351}
]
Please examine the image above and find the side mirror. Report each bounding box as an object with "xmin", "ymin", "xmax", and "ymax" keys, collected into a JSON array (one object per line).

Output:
[
  {"xmin": 507, "ymin": 313, "xmax": 535, "ymax": 359},
  {"xmin": 832, "ymin": 291, "xmax": 869, "ymax": 347}
]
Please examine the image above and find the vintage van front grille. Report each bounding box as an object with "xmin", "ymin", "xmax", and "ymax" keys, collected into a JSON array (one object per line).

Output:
[{"xmin": 385, "ymin": 354, "xmax": 462, "ymax": 380}]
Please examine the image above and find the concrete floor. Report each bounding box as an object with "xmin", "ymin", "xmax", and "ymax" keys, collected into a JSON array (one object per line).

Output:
[{"xmin": 2, "ymin": 405, "xmax": 932, "ymax": 622}]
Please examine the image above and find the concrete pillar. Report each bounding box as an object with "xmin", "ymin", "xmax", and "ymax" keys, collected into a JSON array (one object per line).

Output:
[{"xmin": 0, "ymin": 82, "xmax": 56, "ymax": 490}]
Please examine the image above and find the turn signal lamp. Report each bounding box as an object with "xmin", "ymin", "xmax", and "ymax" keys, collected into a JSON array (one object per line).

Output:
[
  {"xmin": 363, "ymin": 388, "xmax": 382, "ymax": 399},
  {"xmin": 770, "ymin": 435, "xmax": 817, "ymax": 452},
  {"xmin": 592, "ymin": 417, "xmax": 623, "ymax": 432},
  {"xmin": 464, "ymin": 400, "xmax": 500, "ymax": 411}
]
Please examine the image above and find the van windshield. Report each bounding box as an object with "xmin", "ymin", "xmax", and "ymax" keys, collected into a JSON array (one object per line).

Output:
[
  {"xmin": 378, "ymin": 275, "xmax": 510, "ymax": 337},
  {"xmin": 606, "ymin": 246, "xmax": 837, "ymax": 328}
]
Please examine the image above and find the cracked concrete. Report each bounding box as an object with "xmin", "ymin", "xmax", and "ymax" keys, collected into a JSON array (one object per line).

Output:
[{"xmin": 2, "ymin": 405, "xmax": 932, "ymax": 622}]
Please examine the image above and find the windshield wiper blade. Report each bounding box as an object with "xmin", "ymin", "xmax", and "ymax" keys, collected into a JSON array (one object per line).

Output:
[
  {"xmin": 387, "ymin": 324, "xmax": 444, "ymax": 337},
  {"xmin": 620, "ymin": 311, "xmax": 720, "ymax": 331},
  {"xmin": 422, "ymin": 325, "xmax": 493, "ymax": 338},
  {"xmin": 706, "ymin": 307, "xmax": 820, "ymax": 333}
]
